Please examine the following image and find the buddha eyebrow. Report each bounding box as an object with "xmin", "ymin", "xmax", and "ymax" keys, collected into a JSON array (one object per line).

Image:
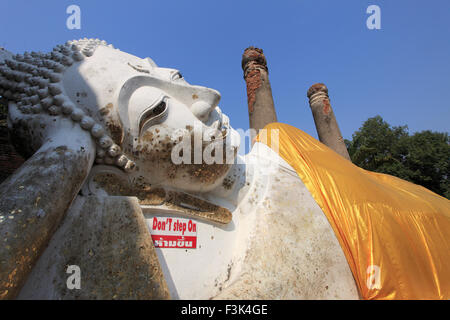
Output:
[{"xmin": 127, "ymin": 62, "xmax": 150, "ymax": 74}]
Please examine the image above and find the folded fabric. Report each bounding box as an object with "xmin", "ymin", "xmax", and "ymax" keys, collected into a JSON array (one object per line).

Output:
[{"xmin": 257, "ymin": 123, "xmax": 450, "ymax": 299}]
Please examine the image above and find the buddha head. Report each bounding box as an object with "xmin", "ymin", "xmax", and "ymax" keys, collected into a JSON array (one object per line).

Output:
[{"xmin": 0, "ymin": 39, "xmax": 241, "ymax": 193}]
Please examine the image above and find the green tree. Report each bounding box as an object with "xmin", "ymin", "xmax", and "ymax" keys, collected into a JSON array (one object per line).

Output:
[{"xmin": 346, "ymin": 116, "xmax": 450, "ymax": 199}]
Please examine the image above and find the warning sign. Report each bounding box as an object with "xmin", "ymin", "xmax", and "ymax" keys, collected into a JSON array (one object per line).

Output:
[{"xmin": 149, "ymin": 216, "xmax": 197, "ymax": 249}]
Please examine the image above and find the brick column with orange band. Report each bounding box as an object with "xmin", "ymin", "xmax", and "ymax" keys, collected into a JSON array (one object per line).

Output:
[
  {"xmin": 241, "ymin": 47, "xmax": 277, "ymax": 142},
  {"xmin": 307, "ymin": 83, "xmax": 351, "ymax": 160}
]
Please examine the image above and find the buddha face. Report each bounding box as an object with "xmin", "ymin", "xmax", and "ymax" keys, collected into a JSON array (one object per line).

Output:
[
  {"xmin": 122, "ymin": 64, "xmax": 241, "ymax": 192},
  {"xmin": 61, "ymin": 42, "xmax": 240, "ymax": 193},
  {"xmin": 2, "ymin": 39, "xmax": 239, "ymax": 193}
]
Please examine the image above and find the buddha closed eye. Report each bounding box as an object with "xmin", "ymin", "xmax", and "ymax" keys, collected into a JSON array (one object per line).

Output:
[
  {"xmin": 138, "ymin": 99, "xmax": 168, "ymax": 135},
  {"xmin": 171, "ymin": 72, "xmax": 183, "ymax": 81}
]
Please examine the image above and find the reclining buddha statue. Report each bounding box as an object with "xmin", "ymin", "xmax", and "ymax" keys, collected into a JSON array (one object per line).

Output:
[{"xmin": 0, "ymin": 39, "xmax": 448, "ymax": 300}]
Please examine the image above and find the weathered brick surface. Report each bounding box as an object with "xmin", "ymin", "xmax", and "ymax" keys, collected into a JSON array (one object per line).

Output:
[
  {"xmin": 307, "ymin": 83, "xmax": 351, "ymax": 160},
  {"xmin": 241, "ymin": 47, "xmax": 277, "ymax": 140}
]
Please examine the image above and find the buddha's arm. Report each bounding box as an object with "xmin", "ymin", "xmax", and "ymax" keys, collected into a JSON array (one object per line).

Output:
[{"xmin": 0, "ymin": 125, "xmax": 95, "ymax": 299}]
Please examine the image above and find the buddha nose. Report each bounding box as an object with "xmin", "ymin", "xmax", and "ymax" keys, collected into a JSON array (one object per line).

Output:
[{"xmin": 190, "ymin": 86, "xmax": 221, "ymax": 121}]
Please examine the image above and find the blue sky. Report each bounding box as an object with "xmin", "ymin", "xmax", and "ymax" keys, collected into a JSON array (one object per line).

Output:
[{"xmin": 1, "ymin": 0, "xmax": 449, "ymax": 140}]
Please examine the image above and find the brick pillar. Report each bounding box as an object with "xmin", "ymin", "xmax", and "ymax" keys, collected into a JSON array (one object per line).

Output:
[
  {"xmin": 307, "ymin": 83, "xmax": 351, "ymax": 160},
  {"xmin": 241, "ymin": 47, "xmax": 277, "ymax": 143}
]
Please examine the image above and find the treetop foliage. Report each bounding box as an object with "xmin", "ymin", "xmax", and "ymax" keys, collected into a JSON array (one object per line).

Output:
[{"xmin": 346, "ymin": 116, "xmax": 450, "ymax": 199}]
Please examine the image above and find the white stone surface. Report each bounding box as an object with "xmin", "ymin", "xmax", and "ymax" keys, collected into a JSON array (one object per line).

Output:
[{"xmin": 144, "ymin": 143, "xmax": 359, "ymax": 299}]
